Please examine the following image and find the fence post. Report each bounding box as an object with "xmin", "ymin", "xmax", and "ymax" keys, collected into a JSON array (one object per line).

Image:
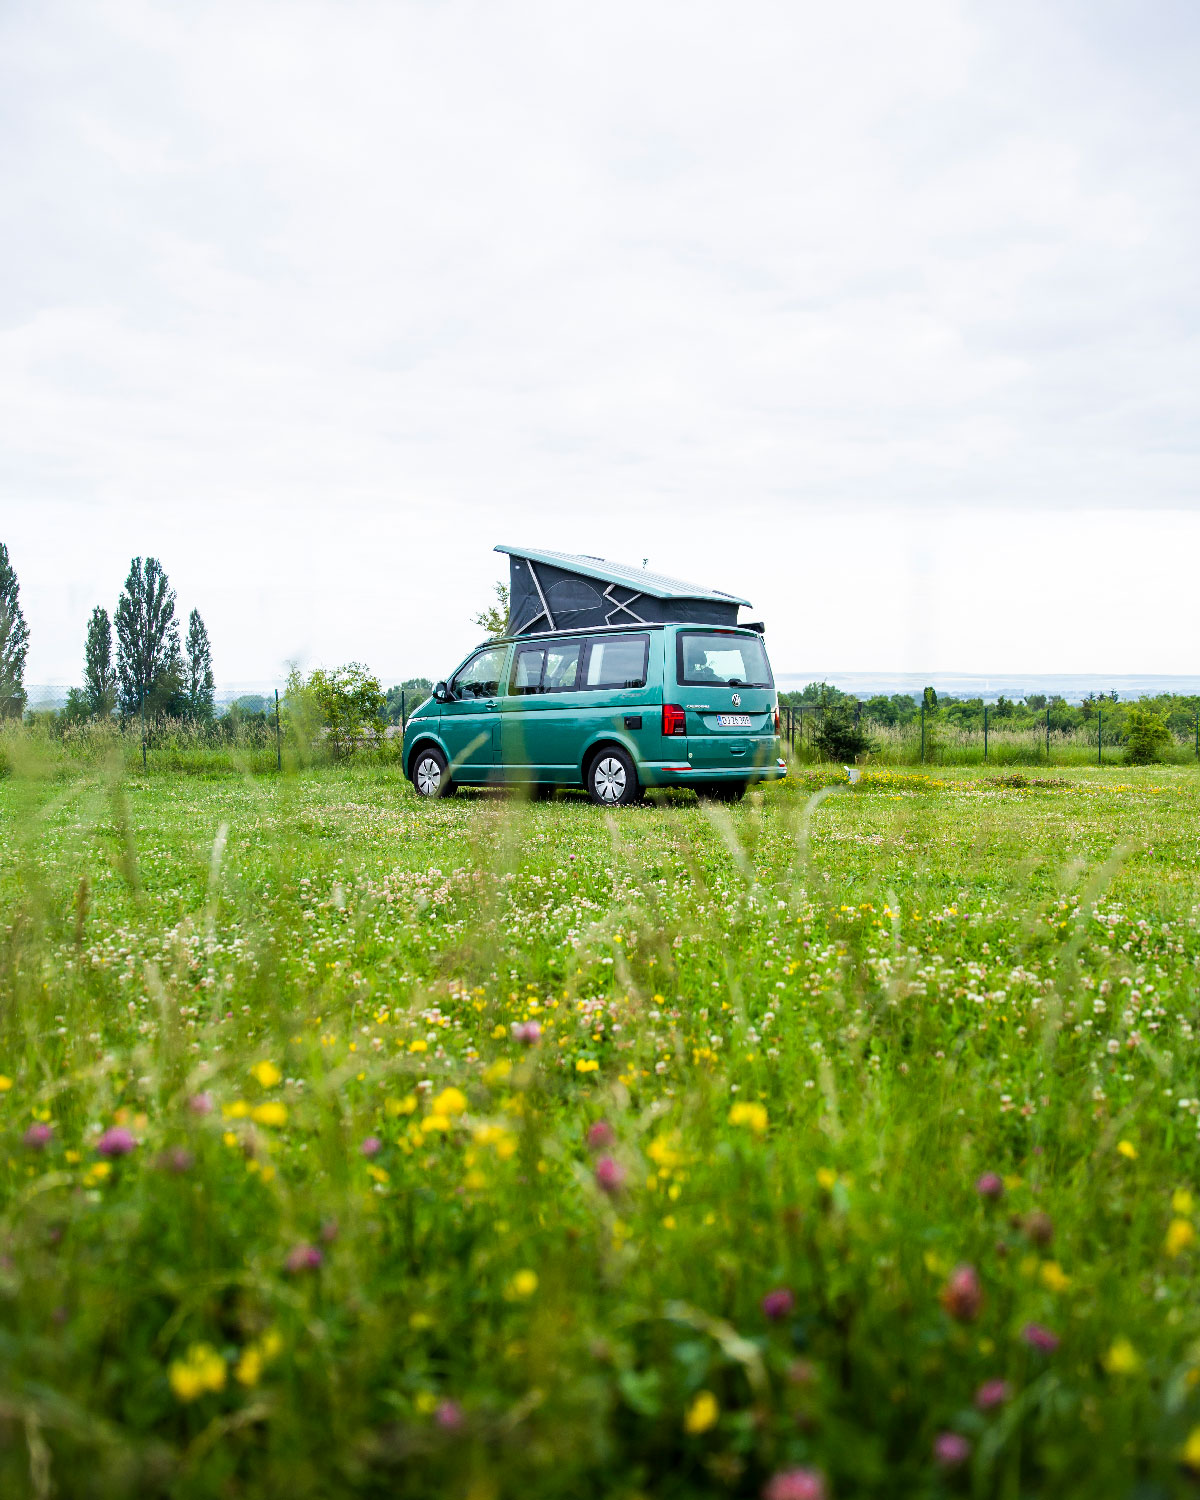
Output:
[
  {"xmin": 983, "ymin": 704, "xmax": 988, "ymax": 762},
  {"xmin": 401, "ymin": 689, "xmax": 407, "ymax": 732},
  {"xmin": 1046, "ymin": 705, "xmax": 1051, "ymax": 763},
  {"xmin": 920, "ymin": 704, "xmax": 925, "ymax": 764},
  {"xmin": 1098, "ymin": 707, "xmax": 1102, "ymax": 766},
  {"xmin": 1195, "ymin": 708, "xmax": 1198, "ymax": 760},
  {"xmin": 275, "ymin": 689, "xmax": 282, "ymax": 772},
  {"xmin": 140, "ymin": 688, "xmax": 147, "ymax": 771}
]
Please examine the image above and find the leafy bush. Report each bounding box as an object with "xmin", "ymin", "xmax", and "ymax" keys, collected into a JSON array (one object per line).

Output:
[
  {"xmin": 286, "ymin": 663, "xmax": 387, "ymax": 759},
  {"xmin": 811, "ymin": 703, "xmax": 872, "ymax": 761},
  {"xmin": 1125, "ymin": 707, "xmax": 1171, "ymax": 765}
]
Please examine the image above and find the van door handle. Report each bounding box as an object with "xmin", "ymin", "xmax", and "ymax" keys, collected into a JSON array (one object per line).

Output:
[{"xmin": 486, "ymin": 701, "xmax": 498, "ymax": 711}]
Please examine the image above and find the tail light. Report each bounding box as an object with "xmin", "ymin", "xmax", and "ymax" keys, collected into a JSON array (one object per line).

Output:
[
  {"xmin": 662, "ymin": 703, "xmax": 686, "ymax": 737},
  {"xmin": 773, "ymin": 706, "xmax": 781, "ymax": 735}
]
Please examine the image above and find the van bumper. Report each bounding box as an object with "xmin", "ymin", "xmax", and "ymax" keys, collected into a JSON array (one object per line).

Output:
[{"xmin": 639, "ymin": 758, "xmax": 788, "ymax": 788}]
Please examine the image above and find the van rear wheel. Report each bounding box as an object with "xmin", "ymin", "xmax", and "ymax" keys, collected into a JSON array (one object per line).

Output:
[{"xmin": 587, "ymin": 747, "xmax": 641, "ymax": 806}]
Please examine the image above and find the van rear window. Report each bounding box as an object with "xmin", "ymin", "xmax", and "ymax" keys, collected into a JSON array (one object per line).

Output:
[
  {"xmin": 583, "ymin": 634, "xmax": 649, "ymax": 689},
  {"xmin": 676, "ymin": 632, "xmax": 772, "ymax": 688}
]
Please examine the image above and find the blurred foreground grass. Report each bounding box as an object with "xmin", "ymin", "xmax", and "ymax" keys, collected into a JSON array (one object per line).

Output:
[{"xmin": 3, "ymin": 760, "xmax": 1200, "ymax": 1497}]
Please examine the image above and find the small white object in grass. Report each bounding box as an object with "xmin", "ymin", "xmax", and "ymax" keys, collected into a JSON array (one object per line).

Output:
[{"xmin": 844, "ymin": 766, "xmax": 861, "ymax": 784}]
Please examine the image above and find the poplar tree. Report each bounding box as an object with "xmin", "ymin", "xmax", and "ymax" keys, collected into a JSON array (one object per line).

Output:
[
  {"xmin": 114, "ymin": 557, "xmax": 179, "ymax": 719},
  {"xmin": 184, "ymin": 609, "xmax": 215, "ymax": 722},
  {"xmin": 83, "ymin": 606, "xmax": 116, "ymax": 718},
  {"xmin": 0, "ymin": 542, "xmax": 30, "ymax": 719}
]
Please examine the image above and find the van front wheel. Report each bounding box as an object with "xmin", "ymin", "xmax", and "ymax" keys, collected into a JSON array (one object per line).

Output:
[
  {"xmin": 412, "ymin": 746, "xmax": 455, "ymax": 799},
  {"xmin": 587, "ymin": 747, "xmax": 641, "ymax": 806}
]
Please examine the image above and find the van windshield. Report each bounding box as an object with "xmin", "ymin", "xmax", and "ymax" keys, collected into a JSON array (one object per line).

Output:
[{"xmin": 677, "ymin": 632, "xmax": 772, "ymax": 688}]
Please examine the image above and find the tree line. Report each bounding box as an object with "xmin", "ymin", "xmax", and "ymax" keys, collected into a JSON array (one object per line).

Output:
[
  {"xmin": 780, "ymin": 680, "xmax": 1200, "ymax": 734},
  {"xmin": 0, "ymin": 543, "xmax": 214, "ymax": 724}
]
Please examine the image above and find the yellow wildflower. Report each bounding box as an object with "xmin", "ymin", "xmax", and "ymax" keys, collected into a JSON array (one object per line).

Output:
[
  {"xmin": 816, "ymin": 1167, "xmax": 838, "ymax": 1191},
  {"xmin": 1117, "ymin": 1140, "xmax": 1138, "ymax": 1160},
  {"xmin": 420, "ymin": 1114, "xmax": 452, "ymax": 1133},
  {"xmin": 432, "ymin": 1087, "xmax": 467, "ymax": 1116},
  {"xmin": 250, "ymin": 1061, "xmax": 281, "ymax": 1088},
  {"xmin": 684, "ymin": 1390, "xmax": 719, "ymax": 1434},
  {"xmin": 223, "ymin": 1100, "xmax": 250, "ymax": 1119},
  {"xmin": 1173, "ymin": 1188, "xmax": 1194, "ymax": 1216},
  {"xmin": 409, "ymin": 1039, "xmax": 428, "ymax": 1053},
  {"xmin": 385, "ymin": 1095, "xmax": 418, "ymax": 1117},
  {"xmin": 235, "ymin": 1347, "xmax": 263, "ymax": 1387},
  {"xmin": 507, "ymin": 1269, "xmax": 538, "ymax": 1299},
  {"xmin": 1166, "ymin": 1218, "xmax": 1196, "ymax": 1257},
  {"xmin": 169, "ymin": 1343, "xmax": 226, "ymax": 1402},
  {"xmin": 728, "ymin": 1101, "xmax": 768, "ymax": 1134},
  {"xmin": 1040, "ymin": 1261, "xmax": 1071, "ymax": 1294},
  {"xmin": 575, "ymin": 1059, "xmax": 599, "ymax": 1073},
  {"xmin": 251, "ymin": 1102, "xmax": 288, "ymax": 1127},
  {"xmin": 1184, "ymin": 1428, "xmax": 1200, "ymax": 1470},
  {"xmin": 646, "ymin": 1134, "xmax": 682, "ymax": 1169},
  {"xmin": 415, "ymin": 1391, "xmax": 438, "ymax": 1414},
  {"xmin": 1103, "ymin": 1338, "xmax": 1141, "ymax": 1376},
  {"xmin": 483, "ymin": 1059, "xmax": 512, "ymax": 1086},
  {"xmin": 0, "ymin": 1075, "xmax": 12, "ymax": 1092}
]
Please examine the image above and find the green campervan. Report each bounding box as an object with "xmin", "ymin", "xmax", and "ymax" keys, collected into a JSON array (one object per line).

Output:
[{"xmin": 402, "ymin": 547, "xmax": 786, "ymax": 805}]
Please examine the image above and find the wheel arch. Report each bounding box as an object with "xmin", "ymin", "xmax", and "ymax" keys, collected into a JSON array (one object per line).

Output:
[
  {"xmin": 406, "ymin": 733, "xmax": 449, "ymax": 781},
  {"xmin": 579, "ymin": 734, "xmax": 640, "ymax": 783}
]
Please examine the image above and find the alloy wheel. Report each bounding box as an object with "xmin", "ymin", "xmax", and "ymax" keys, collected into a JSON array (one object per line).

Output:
[{"xmin": 593, "ymin": 756, "xmax": 626, "ymax": 803}]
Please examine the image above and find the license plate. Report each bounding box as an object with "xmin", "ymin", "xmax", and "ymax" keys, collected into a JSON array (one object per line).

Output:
[{"xmin": 715, "ymin": 713, "xmax": 752, "ymax": 728}]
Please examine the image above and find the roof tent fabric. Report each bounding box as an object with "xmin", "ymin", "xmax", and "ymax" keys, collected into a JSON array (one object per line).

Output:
[{"xmin": 496, "ymin": 545, "xmax": 750, "ymax": 637}]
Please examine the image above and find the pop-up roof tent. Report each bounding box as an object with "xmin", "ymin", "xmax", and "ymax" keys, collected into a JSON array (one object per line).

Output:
[{"xmin": 496, "ymin": 545, "xmax": 757, "ymax": 637}]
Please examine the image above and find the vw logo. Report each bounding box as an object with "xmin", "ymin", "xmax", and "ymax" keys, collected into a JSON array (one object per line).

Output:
[{"xmin": 731, "ymin": 692, "xmax": 741, "ymax": 706}]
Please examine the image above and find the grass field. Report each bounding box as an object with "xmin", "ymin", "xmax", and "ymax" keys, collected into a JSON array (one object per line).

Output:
[{"xmin": 4, "ymin": 759, "xmax": 1200, "ymax": 1497}]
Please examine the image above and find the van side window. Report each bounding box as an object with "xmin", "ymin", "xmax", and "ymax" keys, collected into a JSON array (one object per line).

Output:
[
  {"xmin": 583, "ymin": 634, "xmax": 649, "ymax": 689},
  {"xmin": 543, "ymin": 641, "xmax": 582, "ymax": 693},
  {"xmin": 510, "ymin": 640, "xmax": 583, "ymax": 695},
  {"xmin": 511, "ymin": 645, "xmax": 545, "ymax": 695}
]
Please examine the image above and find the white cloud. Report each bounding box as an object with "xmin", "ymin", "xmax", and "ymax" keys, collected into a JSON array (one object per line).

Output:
[{"xmin": 2, "ymin": 0, "xmax": 1198, "ymax": 683}]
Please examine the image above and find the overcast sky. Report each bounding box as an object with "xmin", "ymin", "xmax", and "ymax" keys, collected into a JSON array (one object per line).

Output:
[{"xmin": 3, "ymin": 0, "xmax": 1199, "ymax": 686}]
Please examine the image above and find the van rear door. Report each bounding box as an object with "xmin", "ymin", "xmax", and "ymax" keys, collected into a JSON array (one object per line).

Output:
[{"xmin": 673, "ymin": 630, "xmax": 776, "ymax": 772}]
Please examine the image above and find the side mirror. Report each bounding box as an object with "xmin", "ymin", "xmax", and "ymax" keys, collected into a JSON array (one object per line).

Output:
[{"xmin": 433, "ymin": 681, "xmax": 451, "ymax": 703}]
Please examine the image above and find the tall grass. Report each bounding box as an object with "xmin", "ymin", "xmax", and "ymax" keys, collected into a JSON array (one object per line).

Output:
[
  {"xmin": 3, "ymin": 754, "xmax": 1200, "ymax": 1496},
  {"xmin": 0, "ymin": 717, "xmax": 405, "ymax": 780}
]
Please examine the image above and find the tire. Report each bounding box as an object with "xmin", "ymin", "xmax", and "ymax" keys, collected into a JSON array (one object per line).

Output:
[
  {"xmin": 586, "ymin": 746, "xmax": 641, "ymax": 806},
  {"xmin": 411, "ymin": 745, "xmax": 455, "ymax": 799},
  {"xmin": 698, "ymin": 780, "xmax": 747, "ymax": 803}
]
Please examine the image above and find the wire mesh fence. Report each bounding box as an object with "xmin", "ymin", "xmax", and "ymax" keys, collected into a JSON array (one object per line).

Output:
[{"xmin": 781, "ymin": 702, "xmax": 1200, "ymax": 767}]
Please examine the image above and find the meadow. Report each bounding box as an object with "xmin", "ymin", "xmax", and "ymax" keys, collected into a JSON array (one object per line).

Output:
[{"xmin": 3, "ymin": 754, "xmax": 1200, "ymax": 1497}]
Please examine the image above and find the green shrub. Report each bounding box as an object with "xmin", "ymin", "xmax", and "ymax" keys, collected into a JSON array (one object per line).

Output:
[
  {"xmin": 811, "ymin": 703, "xmax": 872, "ymax": 761},
  {"xmin": 1125, "ymin": 706, "xmax": 1171, "ymax": 765}
]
